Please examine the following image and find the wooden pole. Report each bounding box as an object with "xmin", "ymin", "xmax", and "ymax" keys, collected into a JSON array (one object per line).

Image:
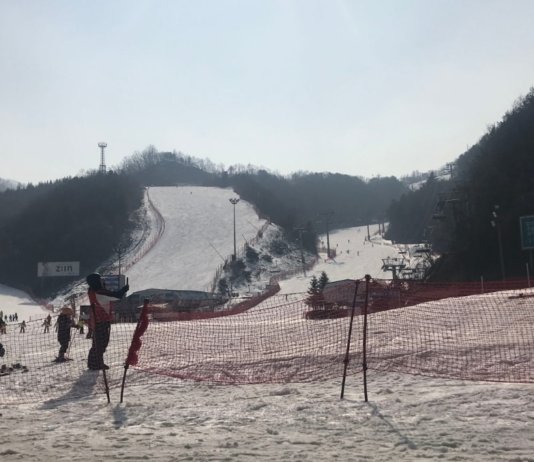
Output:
[{"xmin": 340, "ymin": 280, "xmax": 360, "ymax": 399}]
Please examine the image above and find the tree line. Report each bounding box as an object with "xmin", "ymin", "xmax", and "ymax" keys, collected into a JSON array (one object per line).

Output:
[
  {"xmin": 0, "ymin": 172, "xmax": 143, "ymax": 296},
  {"xmin": 386, "ymin": 87, "xmax": 534, "ymax": 281}
]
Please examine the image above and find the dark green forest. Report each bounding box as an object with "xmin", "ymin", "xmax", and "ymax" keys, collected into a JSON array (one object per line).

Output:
[
  {"xmin": 0, "ymin": 173, "xmax": 143, "ymax": 296},
  {"xmin": 386, "ymin": 88, "xmax": 534, "ymax": 281},
  {"xmin": 0, "ymin": 151, "xmax": 407, "ymax": 297},
  {"xmin": 119, "ymin": 146, "xmax": 407, "ymax": 233}
]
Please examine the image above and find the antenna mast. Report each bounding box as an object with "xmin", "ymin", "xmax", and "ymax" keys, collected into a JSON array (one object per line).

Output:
[{"xmin": 98, "ymin": 142, "xmax": 107, "ymax": 174}]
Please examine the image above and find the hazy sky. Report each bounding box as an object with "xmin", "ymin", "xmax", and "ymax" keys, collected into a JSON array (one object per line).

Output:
[{"xmin": 2, "ymin": 0, "xmax": 534, "ymax": 184}]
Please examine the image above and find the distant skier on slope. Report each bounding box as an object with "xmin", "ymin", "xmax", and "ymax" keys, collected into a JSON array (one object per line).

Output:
[
  {"xmin": 85, "ymin": 273, "xmax": 129, "ymax": 370},
  {"xmin": 43, "ymin": 314, "xmax": 52, "ymax": 333}
]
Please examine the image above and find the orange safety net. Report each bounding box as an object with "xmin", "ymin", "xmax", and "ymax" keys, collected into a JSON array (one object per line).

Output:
[{"xmin": 1, "ymin": 277, "xmax": 533, "ymax": 405}]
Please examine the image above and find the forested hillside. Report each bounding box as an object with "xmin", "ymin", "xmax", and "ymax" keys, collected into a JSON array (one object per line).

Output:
[
  {"xmin": 123, "ymin": 149, "xmax": 408, "ymax": 251},
  {"xmin": 219, "ymin": 171, "xmax": 405, "ymax": 249},
  {"xmin": 0, "ymin": 173, "xmax": 143, "ymax": 296},
  {"xmin": 387, "ymin": 88, "xmax": 534, "ymax": 281},
  {"xmin": 0, "ymin": 178, "xmax": 18, "ymax": 192},
  {"xmin": 1, "ymin": 148, "xmax": 407, "ymax": 297}
]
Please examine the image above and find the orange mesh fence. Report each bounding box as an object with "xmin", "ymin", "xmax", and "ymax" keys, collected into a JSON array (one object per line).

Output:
[
  {"xmin": 0, "ymin": 314, "xmax": 138, "ymax": 405},
  {"xmin": 365, "ymin": 278, "xmax": 534, "ymax": 383},
  {"xmin": 1, "ymin": 277, "xmax": 533, "ymax": 405},
  {"xmin": 131, "ymin": 292, "xmax": 359, "ymax": 385}
]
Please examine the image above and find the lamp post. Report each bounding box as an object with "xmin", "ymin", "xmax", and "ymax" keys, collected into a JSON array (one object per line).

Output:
[
  {"xmin": 320, "ymin": 211, "xmax": 334, "ymax": 259},
  {"xmin": 229, "ymin": 198, "xmax": 240, "ymax": 261},
  {"xmin": 491, "ymin": 205, "xmax": 505, "ymax": 281},
  {"xmin": 296, "ymin": 228, "xmax": 307, "ymax": 277}
]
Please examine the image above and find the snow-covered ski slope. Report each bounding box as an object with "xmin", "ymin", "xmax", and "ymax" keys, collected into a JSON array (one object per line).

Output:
[
  {"xmin": 126, "ymin": 186, "xmax": 268, "ymax": 292},
  {"xmin": 1, "ymin": 185, "xmax": 425, "ymax": 320},
  {"xmin": 0, "ymin": 284, "xmax": 49, "ymax": 321},
  {"xmin": 277, "ymin": 226, "xmax": 411, "ymax": 294},
  {"xmin": 127, "ymin": 186, "xmax": 408, "ymax": 295}
]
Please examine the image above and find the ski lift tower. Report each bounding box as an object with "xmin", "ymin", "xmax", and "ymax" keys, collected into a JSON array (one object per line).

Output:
[
  {"xmin": 98, "ymin": 142, "xmax": 107, "ymax": 174},
  {"xmin": 381, "ymin": 257, "xmax": 406, "ymax": 280}
]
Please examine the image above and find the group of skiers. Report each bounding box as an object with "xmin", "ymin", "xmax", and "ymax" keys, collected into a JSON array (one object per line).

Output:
[
  {"xmin": 53, "ymin": 272, "xmax": 129, "ymax": 368},
  {"xmin": 0, "ymin": 312, "xmax": 19, "ymax": 323},
  {"xmin": 0, "ymin": 272, "xmax": 129, "ymax": 370},
  {"xmin": 0, "ymin": 312, "xmax": 18, "ymax": 335}
]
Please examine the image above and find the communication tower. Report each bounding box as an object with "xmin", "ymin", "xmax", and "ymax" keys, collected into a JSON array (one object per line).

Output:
[{"xmin": 98, "ymin": 142, "xmax": 107, "ymax": 174}]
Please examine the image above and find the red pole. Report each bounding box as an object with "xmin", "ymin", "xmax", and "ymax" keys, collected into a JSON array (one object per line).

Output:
[{"xmin": 120, "ymin": 298, "xmax": 150, "ymax": 403}]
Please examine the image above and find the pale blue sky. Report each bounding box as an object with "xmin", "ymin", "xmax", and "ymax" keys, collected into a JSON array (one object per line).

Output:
[{"xmin": 2, "ymin": 0, "xmax": 534, "ymax": 184}]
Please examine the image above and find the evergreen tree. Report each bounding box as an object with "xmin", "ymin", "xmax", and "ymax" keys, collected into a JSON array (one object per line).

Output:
[
  {"xmin": 307, "ymin": 275, "xmax": 320, "ymax": 296},
  {"xmin": 218, "ymin": 278, "xmax": 229, "ymax": 296},
  {"xmin": 318, "ymin": 271, "xmax": 329, "ymax": 291},
  {"xmin": 245, "ymin": 244, "xmax": 259, "ymax": 263},
  {"xmin": 305, "ymin": 275, "xmax": 324, "ymax": 309}
]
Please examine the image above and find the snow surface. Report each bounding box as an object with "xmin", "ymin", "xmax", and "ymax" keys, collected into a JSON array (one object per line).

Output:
[
  {"xmin": 0, "ymin": 186, "xmax": 533, "ymax": 461},
  {"xmin": 0, "ymin": 283, "xmax": 49, "ymax": 322},
  {"xmin": 126, "ymin": 186, "xmax": 268, "ymax": 293}
]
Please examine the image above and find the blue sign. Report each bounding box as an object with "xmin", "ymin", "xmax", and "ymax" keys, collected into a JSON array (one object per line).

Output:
[
  {"xmin": 519, "ymin": 216, "xmax": 534, "ymax": 250},
  {"xmin": 102, "ymin": 274, "xmax": 127, "ymax": 291}
]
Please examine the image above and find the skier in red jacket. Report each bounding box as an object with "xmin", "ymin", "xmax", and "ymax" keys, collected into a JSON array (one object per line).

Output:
[{"xmin": 86, "ymin": 273, "xmax": 129, "ymax": 370}]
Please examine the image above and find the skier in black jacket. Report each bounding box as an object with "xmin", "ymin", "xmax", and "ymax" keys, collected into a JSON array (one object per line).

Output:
[{"xmin": 55, "ymin": 307, "xmax": 75, "ymax": 362}]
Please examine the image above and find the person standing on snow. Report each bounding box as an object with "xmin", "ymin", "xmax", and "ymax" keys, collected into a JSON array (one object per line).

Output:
[
  {"xmin": 43, "ymin": 314, "xmax": 52, "ymax": 333},
  {"xmin": 86, "ymin": 273, "xmax": 129, "ymax": 370},
  {"xmin": 55, "ymin": 307, "xmax": 75, "ymax": 362}
]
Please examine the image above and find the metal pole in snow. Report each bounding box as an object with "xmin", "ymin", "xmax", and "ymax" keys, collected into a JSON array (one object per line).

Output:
[
  {"xmin": 362, "ymin": 274, "xmax": 370, "ymax": 402},
  {"xmin": 340, "ymin": 280, "xmax": 360, "ymax": 399},
  {"xmin": 229, "ymin": 198, "xmax": 240, "ymax": 261}
]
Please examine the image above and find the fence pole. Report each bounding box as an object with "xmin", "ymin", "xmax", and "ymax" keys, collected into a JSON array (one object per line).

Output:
[
  {"xmin": 362, "ymin": 274, "xmax": 370, "ymax": 402},
  {"xmin": 340, "ymin": 280, "xmax": 360, "ymax": 399},
  {"xmin": 530, "ymin": 250, "xmax": 533, "ymax": 283},
  {"xmin": 527, "ymin": 263, "xmax": 531, "ymax": 288}
]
